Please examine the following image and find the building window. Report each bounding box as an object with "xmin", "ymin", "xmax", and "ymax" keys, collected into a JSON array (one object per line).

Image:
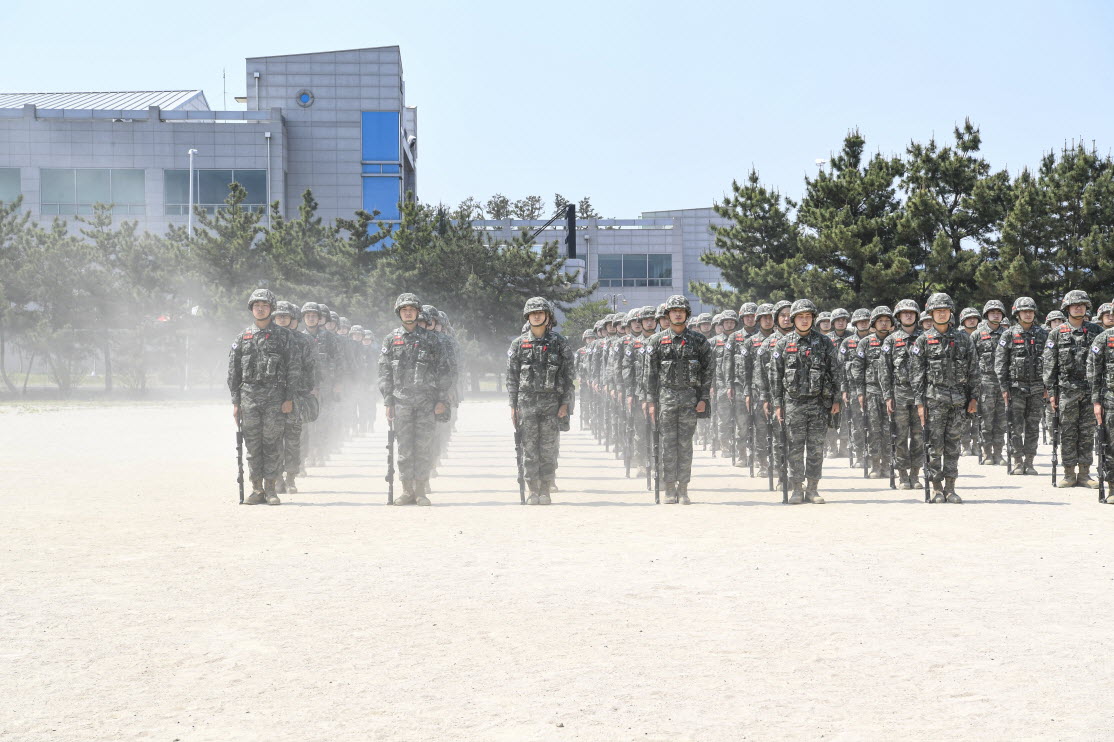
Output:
[
  {"xmin": 40, "ymin": 168, "xmax": 145, "ymax": 216},
  {"xmin": 598, "ymin": 253, "xmax": 673, "ymax": 287},
  {"xmin": 164, "ymin": 169, "xmax": 267, "ymax": 215},
  {"xmin": 362, "ymin": 177, "xmax": 401, "ymax": 222},
  {"xmin": 361, "ymin": 111, "xmax": 400, "ymax": 162},
  {"xmin": 0, "ymin": 168, "xmax": 19, "ymax": 204}
]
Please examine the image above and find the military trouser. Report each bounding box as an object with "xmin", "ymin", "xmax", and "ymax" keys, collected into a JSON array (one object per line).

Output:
[
  {"xmin": 863, "ymin": 393, "xmax": 890, "ymax": 470},
  {"xmin": 978, "ymin": 379, "xmax": 1007, "ymax": 455},
  {"xmin": 844, "ymin": 393, "xmax": 865, "ymax": 464},
  {"xmin": 892, "ymin": 399, "xmax": 923, "ymax": 470},
  {"xmin": 659, "ymin": 404, "xmax": 699, "ymax": 485},
  {"xmin": 784, "ymin": 398, "xmax": 828, "ymax": 484},
  {"xmin": 282, "ymin": 418, "xmax": 303, "ymax": 476},
  {"xmin": 1057, "ymin": 392, "xmax": 1094, "ymax": 468},
  {"xmin": 1100, "ymin": 403, "xmax": 1114, "ymax": 482},
  {"xmin": 518, "ymin": 397, "xmax": 561, "ymax": 482},
  {"xmin": 715, "ymin": 391, "xmax": 735, "ymax": 457},
  {"xmin": 923, "ymin": 400, "xmax": 966, "ymax": 481},
  {"xmin": 240, "ymin": 387, "xmax": 287, "ymax": 482},
  {"xmin": 629, "ymin": 400, "xmax": 647, "ymax": 471},
  {"xmin": 1006, "ymin": 387, "xmax": 1044, "ymax": 461},
  {"xmin": 735, "ymin": 399, "xmax": 752, "ymax": 464},
  {"xmin": 393, "ymin": 399, "xmax": 437, "ymax": 482}
]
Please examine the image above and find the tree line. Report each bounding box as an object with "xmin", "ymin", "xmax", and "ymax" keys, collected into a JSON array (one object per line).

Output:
[{"xmin": 694, "ymin": 121, "xmax": 1114, "ymax": 313}]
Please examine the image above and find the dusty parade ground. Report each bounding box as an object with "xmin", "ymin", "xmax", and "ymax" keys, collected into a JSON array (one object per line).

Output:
[{"xmin": 2, "ymin": 398, "xmax": 1112, "ymax": 741}]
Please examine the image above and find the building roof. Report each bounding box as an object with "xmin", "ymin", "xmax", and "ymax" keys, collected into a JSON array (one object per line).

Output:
[{"xmin": 0, "ymin": 90, "xmax": 209, "ymax": 111}]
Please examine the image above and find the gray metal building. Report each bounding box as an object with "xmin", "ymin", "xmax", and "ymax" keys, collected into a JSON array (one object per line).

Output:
[{"xmin": 0, "ymin": 46, "xmax": 416, "ymax": 236}]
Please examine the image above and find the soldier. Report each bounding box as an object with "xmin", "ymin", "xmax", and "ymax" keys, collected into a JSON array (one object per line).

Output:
[
  {"xmin": 849, "ymin": 306, "xmax": 895, "ymax": 479},
  {"xmin": 300, "ymin": 301, "xmax": 343, "ymax": 467},
  {"xmin": 756, "ymin": 300, "xmax": 794, "ymax": 488},
  {"xmin": 734, "ymin": 303, "xmax": 775, "ymax": 473},
  {"xmin": 1097, "ymin": 303, "xmax": 1114, "ymax": 329},
  {"xmin": 838, "ymin": 308, "xmax": 872, "ymax": 466},
  {"xmin": 378, "ymin": 293, "xmax": 455, "ymax": 505},
  {"xmin": 506, "ymin": 297, "xmax": 574, "ymax": 504},
  {"xmin": 881, "ymin": 299, "xmax": 924, "ymax": 489},
  {"xmin": 920, "ymin": 311, "xmax": 934, "ymax": 333},
  {"xmin": 738, "ymin": 302, "xmax": 759, "ymax": 336},
  {"xmin": 770, "ymin": 299, "xmax": 841, "ymax": 503},
  {"xmin": 956, "ymin": 307, "xmax": 982, "ymax": 455},
  {"xmin": 817, "ymin": 311, "xmax": 832, "ymax": 335},
  {"xmin": 1045, "ymin": 310, "xmax": 1065, "ymax": 332},
  {"xmin": 974, "ymin": 300, "xmax": 1009, "ymax": 465},
  {"xmin": 644, "ymin": 295, "xmax": 713, "ymax": 504},
  {"xmin": 655, "ymin": 303, "xmax": 670, "ymax": 332},
  {"xmin": 272, "ymin": 301, "xmax": 315, "ymax": 494},
  {"xmin": 625, "ymin": 306, "xmax": 658, "ymax": 478},
  {"xmin": 711, "ymin": 309, "xmax": 739, "ymax": 458},
  {"xmin": 959, "ymin": 308, "xmax": 981, "ymax": 335},
  {"xmin": 1087, "ymin": 304, "xmax": 1114, "ymax": 498},
  {"xmin": 910, "ymin": 293, "xmax": 979, "ymax": 503},
  {"xmin": 1043, "ymin": 290, "xmax": 1103, "ymax": 488},
  {"xmin": 696, "ymin": 312, "xmax": 714, "ymax": 338},
  {"xmin": 995, "ymin": 297, "xmax": 1045, "ymax": 475},
  {"xmin": 228, "ymin": 289, "xmax": 301, "ymax": 505},
  {"xmin": 827, "ymin": 308, "xmax": 851, "ymax": 342}
]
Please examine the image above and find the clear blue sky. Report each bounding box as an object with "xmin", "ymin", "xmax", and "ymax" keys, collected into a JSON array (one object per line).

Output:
[{"xmin": 5, "ymin": 0, "xmax": 1111, "ymax": 217}]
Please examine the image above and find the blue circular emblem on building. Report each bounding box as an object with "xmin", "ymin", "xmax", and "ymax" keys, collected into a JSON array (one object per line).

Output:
[{"xmin": 296, "ymin": 90, "xmax": 314, "ymax": 107}]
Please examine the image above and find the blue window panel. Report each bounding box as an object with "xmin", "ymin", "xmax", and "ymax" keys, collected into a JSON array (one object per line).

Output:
[
  {"xmin": 361, "ymin": 111, "xmax": 400, "ymax": 162},
  {"xmin": 0, "ymin": 168, "xmax": 19, "ymax": 203},
  {"xmin": 362, "ymin": 164, "xmax": 382, "ymax": 174},
  {"xmin": 362, "ymin": 177, "xmax": 401, "ymax": 221},
  {"xmin": 381, "ymin": 164, "xmax": 400, "ymax": 174}
]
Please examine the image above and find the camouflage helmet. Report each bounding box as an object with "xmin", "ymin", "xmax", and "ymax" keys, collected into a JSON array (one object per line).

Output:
[
  {"xmin": 582, "ymin": 329, "xmax": 594, "ymax": 339},
  {"xmin": 925, "ymin": 292, "xmax": 955, "ymax": 312},
  {"xmin": 817, "ymin": 311, "xmax": 832, "ymax": 322},
  {"xmin": 755, "ymin": 303, "xmax": 775, "ymax": 317},
  {"xmin": 711, "ymin": 312, "xmax": 724, "ymax": 325},
  {"xmin": 329, "ymin": 311, "xmax": 340, "ymax": 324},
  {"xmin": 438, "ymin": 310, "xmax": 450, "ymax": 324},
  {"xmin": 1011, "ymin": 297, "xmax": 1038, "ymax": 315},
  {"xmin": 1045, "ymin": 310, "xmax": 1066, "ymax": 324},
  {"xmin": 893, "ymin": 299, "xmax": 920, "ymax": 316},
  {"xmin": 696, "ymin": 312, "xmax": 713, "ymax": 325},
  {"xmin": 720, "ymin": 309, "xmax": 739, "ymax": 323},
  {"xmin": 739, "ymin": 302, "xmax": 758, "ymax": 316},
  {"xmin": 982, "ymin": 299, "xmax": 1007, "ymax": 317},
  {"xmin": 664, "ymin": 295, "xmax": 692, "ymax": 315},
  {"xmin": 1098, "ymin": 302, "xmax": 1114, "ymax": 318},
  {"xmin": 655, "ymin": 303, "xmax": 668, "ymax": 319},
  {"xmin": 349, "ymin": 324, "xmax": 364, "ymax": 335},
  {"xmin": 959, "ymin": 307, "xmax": 980, "ymax": 324},
  {"xmin": 1061, "ymin": 289, "xmax": 1092, "ymax": 310},
  {"xmin": 625, "ymin": 308, "xmax": 642, "ymax": 323},
  {"xmin": 247, "ymin": 288, "xmax": 276, "ymax": 311},
  {"xmin": 522, "ymin": 296, "xmax": 551, "ymax": 319},
  {"xmin": 850, "ymin": 308, "xmax": 871, "ymax": 323},
  {"xmin": 318, "ymin": 303, "xmax": 331, "ymax": 317},
  {"xmin": 394, "ymin": 293, "xmax": 421, "ymax": 315},
  {"xmin": 830, "ymin": 307, "xmax": 850, "ymax": 321},
  {"xmin": 300, "ymin": 301, "xmax": 320, "ymax": 318},
  {"xmin": 421, "ymin": 304, "xmax": 437, "ymax": 320},
  {"xmin": 869, "ymin": 305, "xmax": 894, "ymax": 325},
  {"xmin": 920, "ymin": 311, "xmax": 931, "ymax": 322},
  {"xmin": 772, "ymin": 300, "xmax": 792, "ymax": 318},
  {"xmin": 790, "ymin": 299, "xmax": 819, "ymax": 319},
  {"xmin": 638, "ymin": 305, "xmax": 656, "ymax": 322},
  {"xmin": 339, "ymin": 316, "xmax": 351, "ymax": 329},
  {"xmin": 273, "ymin": 300, "xmax": 296, "ymax": 317},
  {"xmin": 593, "ymin": 320, "xmax": 605, "ymax": 333}
]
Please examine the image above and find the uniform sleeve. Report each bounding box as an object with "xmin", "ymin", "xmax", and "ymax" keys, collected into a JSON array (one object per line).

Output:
[
  {"xmin": 698, "ymin": 337, "xmax": 713, "ymax": 403},
  {"xmin": 1089, "ymin": 333, "xmax": 1105, "ymax": 404},
  {"xmin": 227, "ymin": 336, "xmax": 242, "ymax": 405},
  {"xmin": 377, "ymin": 336, "xmax": 394, "ymax": 404},
  {"xmin": 994, "ymin": 332, "xmax": 1011, "ymax": 389},
  {"xmin": 770, "ymin": 340, "xmax": 785, "ymax": 409},
  {"xmin": 848, "ymin": 343, "xmax": 865, "ymax": 397},
  {"xmin": 559, "ymin": 338, "xmax": 576, "ymax": 409},
  {"xmin": 281, "ymin": 331, "xmax": 299, "ymax": 404},
  {"xmin": 644, "ymin": 342, "xmax": 659, "ymax": 401},
  {"xmin": 435, "ymin": 335, "xmax": 456, "ymax": 406},
  {"xmin": 1041, "ymin": 332, "xmax": 1058, "ymax": 391},
  {"xmin": 963, "ymin": 334, "xmax": 979, "ymax": 403},
  {"xmin": 505, "ymin": 340, "xmax": 520, "ymax": 408},
  {"xmin": 879, "ymin": 338, "xmax": 895, "ymax": 401},
  {"xmin": 910, "ymin": 337, "xmax": 926, "ymax": 404}
]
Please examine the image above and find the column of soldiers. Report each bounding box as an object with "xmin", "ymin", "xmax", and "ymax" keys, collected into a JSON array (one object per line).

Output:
[{"xmin": 568, "ymin": 288, "xmax": 1114, "ymax": 505}]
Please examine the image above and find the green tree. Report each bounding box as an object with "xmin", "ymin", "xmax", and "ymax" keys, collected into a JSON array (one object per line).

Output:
[
  {"xmin": 0, "ymin": 196, "xmax": 32, "ymax": 392},
  {"xmin": 561, "ymin": 299, "xmax": 609, "ymax": 344},
  {"xmin": 512, "ymin": 195, "xmax": 546, "ymax": 220},
  {"xmin": 975, "ymin": 168, "xmax": 1057, "ymax": 307},
  {"xmin": 691, "ymin": 169, "xmax": 802, "ymax": 308},
  {"xmin": 485, "ymin": 194, "xmax": 512, "ymax": 220}
]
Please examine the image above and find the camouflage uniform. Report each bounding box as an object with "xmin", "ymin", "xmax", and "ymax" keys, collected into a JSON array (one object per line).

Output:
[
  {"xmin": 910, "ymin": 294, "xmax": 978, "ymax": 501},
  {"xmin": 734, "ymin": 304, "xmax": 775, "ymax": 474},
  {"xmin": 1043, "ymin": 290, "xmax": 1103, "ymax": 486},
  {"xmin": 993, "ymin": 298, "xmax": 1045, "ymax": 475},
  {"xmin": 644, "ymin": 296, "xmax": 713, "ymax": 503},
  {"xmin": 880, "ymin": 301, "xmax": 924, "ymax": 489},
  {"xmin": 769, "ymin": 300, "xmax": 839, "ymax": 502},
  {"xmin": 711, "ymin": 310, "xmax": 739, "ymax": 459},
  {"xmin": 227, "ymin": 289, "xmax": 302, "ymax": 504},
  {"xmin": 973, "ymin": 301, "xmax": 1008, "ymax": 464},
  {"xmin": 274, "ymin": 301, "xmax": 316, "ymax": 492},
  {"xmin": 1087, "ymin": 323, "xmax": 1114, "ymax": 493},
  {"xmin": 848, "ymin": 306, "xmax": 894, "ymax": 479},
  {"xmin": 837, "ymin": 310, "xmax": 871, "ymax": 470},
  {"xmin": 755, "ymin": 301, "xmax": 793, "ymax": 483},
  {"xmin": 378, "ymin": 293, "xmax": 455, "ymax": 505},
  {"xmin": 507, "ymin": 298, "xmax": 575, "ymax": 503},
  {"xmin": 301, "ymin": 304, "xmax": 344, "ymax": 465}
]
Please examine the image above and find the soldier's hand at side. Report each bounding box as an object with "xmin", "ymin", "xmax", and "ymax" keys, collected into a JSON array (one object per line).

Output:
[
  {"xmin": 386, "ymin": 405, "xmax": 394, "ymax": 421},
  {"xmin": 1095, "ymin": 402, "xmax": 1104, "ymax": 426},
  {"xmin": 858, "ymin": 394, "xmax": 865, "ymax": 408},
  {"xmin": 434, "ymin": 402, "xmax": 446, "ymax": 416},
  {"xmin": 775, "ymin": 407, "xmax": 783, "ymax": 423},
  {"xmin": 917, "ymin": 404, "xmax": 926, "ymax": 428},
  {"xmin": 745, "ymin": 395, "xmax": 752, "ymax": 412},
  {"xmin": 232, "ymin": 405, "xmax": 240, "ymax": 424},
  {"xmin": 727, "ymin": 389, "xmax": 734, "ymax": 400},
  {"xmin": 281, "ymin": 400, "xmax": 293, "ymax": 414},
  {"xmin": 967, "ymin": 399, "xmax": 978, "ymax": 415},
  {"xmin": 831, "ymin": 401, "xmax": 841, "ymax": 415},
  {"xmin": 763, "ymin": 401, "xmax": 769, "ymax": 416},
  {"xmin": 695, "ymin": 400, "xmax": 706, "ymax": 414},
  {"xmin": 647, "ymin": 404, "xmax": 656, "ymax": 422},
  {"xmin": 1049, "ymin": 396, "xmax": 1058, "ymax": 412},
  {"xmin": 1002, "ymin": 391, "xmax": 1010, "ymax": 404},
  {"xmin": 557, "ymin": 404, "xmax": 568, "ymax": 418},
  {"xmin": 885, "ymin": 399, "xmax": 894, "ymax": 415}
]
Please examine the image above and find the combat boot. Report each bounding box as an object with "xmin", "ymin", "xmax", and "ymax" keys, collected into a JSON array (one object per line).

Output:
[
  {"xmin": 664, "ymin": 482, "xmax": 679, "ymax": 505},
  {"xmin": 805, "ymin": 478, "xmax": 825, "ymax": 504},
  {"xmin": 931, "ymin": 479, "xmax": 946, "ymax": 504},
  {"xmin": 1024, "ymin": 457, "xmax": 1038, "ymax": 476},
  {"xmin": 897, "ymin": 469, "xmax": 910, "ymax": 489},
  {"xmin": 526, "ymin": 480, "xmax": 541, "ymax": 505},
  {"xmin": 539, "ymin": 480, "xmax": 552, "ymax": 505},
  {"xmin": 394, "ymin": 480, "xmax": 417, "ymax": 506},
  {"xmin": 1057, "ymin": 465, "xmax": 1077, "ymax": 488},
  {"xmin": 787, "ymin": 485, "xmax": 804, "ymax": 505},
  {"xmin": 264, "ymin": 479, "xmax": 281, "ymax": 506},
  {"xmin": 944, "ymin": 476, "xmax": 962, "ymax": 503},
  {"xmin": 415, "ymin": 479, "xmax": 432, "ymax": 506},
  {"xmin": 869, "ymin": 459, "xmax": 885, "ymax": 479},
  {"xmin": 980, "ymin": 447, "xmax": 992, "ymax": 465},
  {"xmin": 908, "ymin": 468, "xmax": 922, "ymax": 490},
  {"xmin": 549, "ymin": 479, "xmax": 559, "ymax": 492},
  {"xmin": 284, "ymin": 473, "xmax": 298, "ymax": 494},
  {"xmin": 677, "ymin": 482, "xmax": 690, "ymax": 505},
  {"xmin": 275, "ymin": 476, "xmax": 287, "ymax": 494},
  {"xmin": 245, "ymin": 480, "xmax": 266, "ymax": 505},
  {"xmin": 758, "ymin": 464, "xmax": 769, "ymax": 477},
  {"xmin": 1010, "ymin": 459, "xmax": 1026, "ymax": 475},
  {"xmin": 1077, "ymin": 466, "xmax": 1100, "ymax": 489},
  {"xmin": 993, "ymin": 448, "xmax": 1005, "ymax": 466}
]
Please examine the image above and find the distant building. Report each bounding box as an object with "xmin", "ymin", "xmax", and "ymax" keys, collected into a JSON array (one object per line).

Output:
[{"xmin": 0, "ymin": 47, "xmax": 416, "ymax": 238}]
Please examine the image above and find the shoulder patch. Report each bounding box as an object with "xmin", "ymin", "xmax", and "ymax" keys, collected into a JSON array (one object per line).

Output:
[
  {"xmin": 1093, "ymin": 345, "xmax": 1101, "ymax": 354},
  {"xmin": 839, "ymin": 346, "xmax": 847, "ymax": 355},
  {"xmin": 231, "ymin": 342, "xmax": 238, "ymax": 350},
  {"xmin": 999, "ymin": 337, "xmax": 1007, "ymax": 347},
  {"xmin": 882, "ymin": 344, "xmax": 891, "ymax": 353},
  {"xmin": 1047, "ymin": 340, "xmax": 1055, "ymax": 348},
  {"xmin": 911, "ymin": 345, "xmax": 920, "ymax": 355}
]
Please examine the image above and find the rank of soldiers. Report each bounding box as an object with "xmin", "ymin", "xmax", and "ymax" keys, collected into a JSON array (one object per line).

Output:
[{"xmin": 230, "ymin": 287, "xmax": 1114, "ymax": 507}]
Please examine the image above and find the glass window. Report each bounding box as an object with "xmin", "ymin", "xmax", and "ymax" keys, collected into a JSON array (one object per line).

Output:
[
  {"xmin": 381, "ymin": 164, "xmax": 400, "ymax": 174},
  {"xmin": 198, "ymin": 169, "xmax": 233, "ymax": 205},
  {"xmin": 164, "ymin": 169, "xmax": 265, "ymax": 214},
  {"xmin": 362, "ymin": 177, "xmax": 401, "ymax": 221},
  {"xmin": 165, "ymin": 170, "xmax": 189, "ymax": 206},
  {"xmin": 648, "ymin": 254, "xmax": 672, "ymax": 281},
  {"xmin": 76, "ymin": 169, "xmax": 110, "ymax": 205},
  {"xmin": 598, "ymin": 254, "xmax": 622, "ymax": 280},
  {"xmin": 623, "ymin": 254, "xmax": 647, "ymax": 279},
  {"xmin": 361, "ymin": 164, "xmax": 382, "ymax": 174},
  {"xmin": 111, "ymin": 170, "xmax": 145, "ymax": 205},
  {"xmin": 41, "ymin": 169, "xmax": 76, "ymax": 205},
  {"xmin": 233, "ymin": 170, "xmax": 267, "ymax": 205},
  {"xmin": 596, "ymin": 253, "xmax": 672, "ymax": 287},
  {"xmin": 0, "ymin": 168, "xmax": 20, "ymax": 203},
  {"xmin": 361, "ymin": 111, "xmax": 400, "ymax": 161}
]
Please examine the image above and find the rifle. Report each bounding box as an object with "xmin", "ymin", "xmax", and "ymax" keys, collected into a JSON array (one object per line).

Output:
[
  {"xmin": 603, "ymin": 391, "xmax": 611, "ymax": 452},
  {"xmin": 513, "ymin": 408, "xmax": 525, "ymax": 505},
  {"xmin": 236, "ymin": 413, "xmax": 245, "ymax": 505},
  {"xmin": 921, "ymin": 362, "xmax": 931, "ymax": 503},
  {"xmin": 1052, "ymin": 355, "xmax": 1060, "ymax": 486},
  {"xmin": 711, "ymin": 400, "xmax": 720, "ymax": 457},
  {"xmin": 644, "ymin": 405, "xmax": 653, "ymax": 491},
  {"xmin": 1005, "ymin": 392, "xmax": 1014, "ymax": 475},
  {"xmin": 976, "ymin": 415, "xmax": 985, "ymax": 465},
  {"xmin": 747, "ymin": 400, "xmax": 755, "ymax": 478},
  {"xmin": 889, "ymin": 409, "xmax": 898, "ymax": 489},
  {"xmin": 1098, "ymin": 406, "xmax": 1107, "ymax": 504},
  {"xmin": 729, "ymin": 393, "xmax": 737, "ymax": 466},
  {"xmin": 765, "ymin": 408, "xmax": 774, "ymax": 491},
  {"xmin": 778, "ymin": 413, "xmax": 789, "ymax": 504},
  {"xmin": 652, "ymin": 400, "xmax": 661, "ymax": 504},
  {"xmin": 624, "ymin": 399, "xmax": 633, "ymax": 478},
  {"xmin": 847, "ymin": 398, "xmax": 856, "ymax": 468},
  {"xmin": 386, "ymin": 415, "xmax": 396, "ymax": 505},
  {"xmin": 860, "ymin": 398, "xmax": 869, "ymax": 479}
]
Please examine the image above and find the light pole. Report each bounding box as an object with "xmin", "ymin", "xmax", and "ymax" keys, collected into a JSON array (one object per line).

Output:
[
  {"xmin": 604, "ymin": 293, "xmax": 628, "ymax": 312},
  {"xmin": 187, "ymin": 148, "xmax": 198, "ymax": 238}
]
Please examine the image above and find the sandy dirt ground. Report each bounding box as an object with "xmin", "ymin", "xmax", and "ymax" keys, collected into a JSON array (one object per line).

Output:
[{"xmin": 2, "ymin": 398, "xmax": 1113, "ymax": 741}]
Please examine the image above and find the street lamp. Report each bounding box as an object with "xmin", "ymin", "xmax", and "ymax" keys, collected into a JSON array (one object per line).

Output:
[
  {"xmin": 604, "ymin": 293, "xmax": 628, "ymax": 311},
  {"xmin": 187, "ymin": 148, "xmax": 198, "ymax": 238}
]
